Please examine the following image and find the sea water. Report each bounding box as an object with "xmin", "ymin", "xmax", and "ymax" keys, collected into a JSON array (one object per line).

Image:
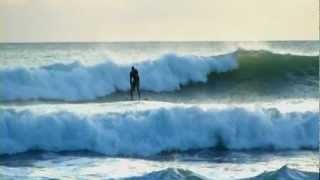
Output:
[{"xmin": 0, "ymin": 41, "xmax": 319, "ymax": 179}]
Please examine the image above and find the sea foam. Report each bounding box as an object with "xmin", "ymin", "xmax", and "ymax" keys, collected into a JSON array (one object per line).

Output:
[
  {"xmin": 1, "ymin": 105, "xmax": 317, "ymax": 156},
  {"xmin": 1, "ymin": 53, "xmax": 237, "ymax": 101},
  {"xmin": 125, "ymin": 165, "xmax": 319, "ymax": 180}
]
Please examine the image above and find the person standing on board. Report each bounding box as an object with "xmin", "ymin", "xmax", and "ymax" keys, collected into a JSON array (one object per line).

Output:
[{"xmin": 130, "ymin": 66, "xmax": 140, "ymax": 100}]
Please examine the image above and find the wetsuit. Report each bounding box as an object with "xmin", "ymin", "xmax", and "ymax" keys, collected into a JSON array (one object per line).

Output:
[{"xmin": 130, "ymin": 68, "xmax": 140, "ymax": 99}]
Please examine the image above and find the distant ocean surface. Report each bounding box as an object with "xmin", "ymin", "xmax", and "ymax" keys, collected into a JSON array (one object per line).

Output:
[{"xmin": 0, "ymin": 41, "xmax": 319, "ymax": 179}]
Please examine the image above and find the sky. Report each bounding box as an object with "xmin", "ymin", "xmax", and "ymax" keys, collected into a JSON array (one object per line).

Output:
[{"xmin": 0, "ymin": 0, "xmax": 318, "ymax": 42}]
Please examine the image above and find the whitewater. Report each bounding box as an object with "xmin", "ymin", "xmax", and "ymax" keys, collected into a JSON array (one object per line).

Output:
[
  {"xmin": 1, "ymin": 101, "xmax": 318, "ymax": 156},
  {"xmin": 1, "ymin": 53, "xmax": 237, "ymax": 101},
  {"xmin": 0, "ymin": 41, "xmax": 319, "ymax": 179}
]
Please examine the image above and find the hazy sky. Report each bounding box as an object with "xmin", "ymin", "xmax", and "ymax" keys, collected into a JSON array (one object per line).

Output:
[{"xmin": 0, "ymin": 0, "xmax": 318, "ymax": 42}]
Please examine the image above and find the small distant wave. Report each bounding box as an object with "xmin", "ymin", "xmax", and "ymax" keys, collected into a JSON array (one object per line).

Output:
[
  {"xmin": 1, "ymin": 105, "xmax": 318, "ymax": 156},
  {"xmin": 1, "ymin": 53, "xmax": 237, "ymax": 102},
  {"xmin": 124, "ymin": 165, "xmax": 319, "ymax": 180},
  {"xmin": 124, "ymin": 168, "xmax": 207, "ymax": 180},
  {"xmin": 243, "ymin": 165, "xmax": 319, "ymax": 180}
]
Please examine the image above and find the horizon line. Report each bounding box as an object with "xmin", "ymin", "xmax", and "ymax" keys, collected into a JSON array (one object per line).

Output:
[{"xmin": 0, "ymin": 39, "xmax": 318, "ymax": 44}]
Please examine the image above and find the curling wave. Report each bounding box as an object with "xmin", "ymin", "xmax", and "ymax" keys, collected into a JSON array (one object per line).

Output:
[
  {"xmin": 1, "ymin": 50, "xmax": 318, "ymax": 102},
  {"xmin": 1, "ymin": 106, "xmax": 318, "ymax": 156},
  {"xmin": 1, "ymin": 53, "xmax": 237, "ymax": 102}
]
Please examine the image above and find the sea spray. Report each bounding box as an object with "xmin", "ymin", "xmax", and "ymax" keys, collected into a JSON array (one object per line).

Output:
[
  {"xmin": 1, "ymin": 53, "xmax": 237, "ymax": 101},
  {"xmin": 1, "ymin": 105, "xmax": 317, "ymax": 156}
]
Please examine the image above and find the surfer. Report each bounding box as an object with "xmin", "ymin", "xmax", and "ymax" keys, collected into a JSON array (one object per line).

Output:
[{"xmin": 130, "ymin": 66, "xmax": 140, "ymax": 100}]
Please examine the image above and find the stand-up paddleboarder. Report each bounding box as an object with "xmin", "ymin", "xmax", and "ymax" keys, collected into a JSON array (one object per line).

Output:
[{"xmin": 130, "ymin": 66, "xmax": 140, "ymax": 100}]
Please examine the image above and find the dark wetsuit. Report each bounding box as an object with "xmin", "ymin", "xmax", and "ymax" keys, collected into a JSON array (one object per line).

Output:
[{"xmin": 130, "ymin": 68, "xmax": 140, "ymax": 99}]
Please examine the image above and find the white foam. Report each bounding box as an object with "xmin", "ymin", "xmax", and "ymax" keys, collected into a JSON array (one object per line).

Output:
[
  {"xmin": 126, "ymin": 168, "xmax": 207, "ymax": 180},
  {"xmin": 1, "ymin": 53, "xmax": 237, "ymax": 101},
  {"xmin": 4, "ymin": 99, "xmax": 318, "ymax": 115},
  {"xmin": 0, "ymin": 105, "xmax": 317, "ymax": 155},
  {"xmin": 249, "ymin": 165, "xmax": 319, "ymax": 180},
  {"xmin": 126, "ymin": 165, "xmax": 319, "ymax": 180}
]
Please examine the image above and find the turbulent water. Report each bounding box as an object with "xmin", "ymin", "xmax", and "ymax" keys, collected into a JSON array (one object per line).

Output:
[{"xmin": 0, "ymin": 41, "xmax": 319, "ymax": 179}]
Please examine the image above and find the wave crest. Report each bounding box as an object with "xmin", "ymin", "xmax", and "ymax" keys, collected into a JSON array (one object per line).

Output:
[
  {"xmin": 247, "ymin": 165, "xmax": 319, "ymax": 180},
  {"xmin": 1, "ymin": 53, "xmax": 237, "ymax": 101},
  {"xmin": 126, "ymin": 168, "xmax": 206, "ymax": 180},
  {"xmin": 125, "ymin": 165, "xmax": 319, "ymax": 180},
  {"xmin": 1, "ymin": 106, "xmax": 318, "ymax": 156}
]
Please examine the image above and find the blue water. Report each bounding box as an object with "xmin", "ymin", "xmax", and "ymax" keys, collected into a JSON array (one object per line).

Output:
[{"xmin": 0, "ymin": 41, "xmax": 319, "ymax": 179}]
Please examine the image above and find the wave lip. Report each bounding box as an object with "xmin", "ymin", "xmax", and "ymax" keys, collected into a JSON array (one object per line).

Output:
[
  {"xmin": 1, "ymin": 53, "xmax": 237, "ymax": 102},
  {"xmin": 0, "ymin": 106, "xmax": 318, "ymax": 156}
]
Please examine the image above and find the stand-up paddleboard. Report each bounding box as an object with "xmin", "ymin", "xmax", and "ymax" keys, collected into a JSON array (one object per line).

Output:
[{"xmin": 126, "ymin": 97, "xmax": 149, "ymax": 101}]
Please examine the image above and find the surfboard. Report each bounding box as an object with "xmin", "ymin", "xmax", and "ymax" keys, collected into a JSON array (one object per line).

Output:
[{"xmin": 126, "ymin": 97, "xmax": 149, "ymax": 101}]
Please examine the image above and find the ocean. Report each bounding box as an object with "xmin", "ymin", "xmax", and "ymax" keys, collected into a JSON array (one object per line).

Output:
[{"xmin": 0, "ymin": 41, "xmax": 319, "ymax": 179}]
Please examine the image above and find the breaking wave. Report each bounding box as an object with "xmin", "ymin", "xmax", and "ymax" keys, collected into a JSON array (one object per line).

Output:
[
  {"xmin": 1, "ymin": 50, "xmax": 318, "ymax": 102},
  {"xmin": 125, "ymin": 165, "xmax": 319, "ymax": 180},
  {"xmin": 245, "ymin": 165, "xmax": 319, "ymax": 180},
  {"xmin": 1, "ymin": 106, "xmax": 318, "ymax": 156},
  {"xmin": 1, "ymin": 53, "xmax": 237, "ymax": 101},
  {"xmin": 125, "ymin": 168, "xmax": 206, "ymax": 180}
]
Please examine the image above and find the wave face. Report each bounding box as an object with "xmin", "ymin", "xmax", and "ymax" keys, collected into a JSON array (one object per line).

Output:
[
  {"xmin": 126, "ymin": 166, "xmax": 319, "ymax": 180},
  {"xmin": 2, "ymin": 50, "xmax": 318, "ymax": 102},
  {"xmin": 1, "ymin": 53, "xmax": 237, "ymax": 101},
  {"xmin": 219, "ymin": 50, "xmax": 318, "ymax": 82},
  {"xmin": 200, "ymin": 50, "xmax": 319, "ymax": 100},
  {"xmin": 1, "ymin": 106, "xmax": 318, "ymax": 156},
  {"xmin": 126, "ymin": 168, "xmax": 206, "ymax": 180},
  {"xmin": 246, "ymin": 165, "xmax": 319, "ymax": 180}
]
